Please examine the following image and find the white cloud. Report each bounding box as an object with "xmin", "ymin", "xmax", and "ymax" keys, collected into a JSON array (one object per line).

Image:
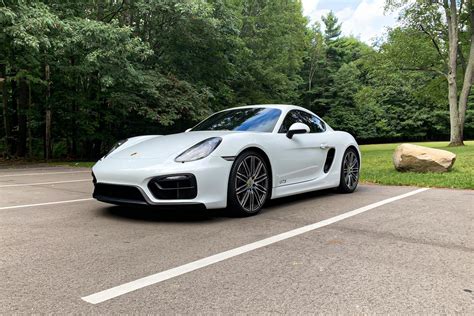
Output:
[
  {"xmin": 302, "ymin": 0, "xmax": 321, "ymax": 18},
  {"xmin": 303, "ymin": 0, "xmax": 400, "ymax": 44}
]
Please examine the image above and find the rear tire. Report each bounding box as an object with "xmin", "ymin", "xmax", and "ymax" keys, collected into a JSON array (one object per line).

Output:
[
  {"xmin": 338, "ymin": 147, "xmax": 360, "ymax": 193},
  {"xmin": 227, "ymin": 151, "xmax": 270, "ymax": 216}
]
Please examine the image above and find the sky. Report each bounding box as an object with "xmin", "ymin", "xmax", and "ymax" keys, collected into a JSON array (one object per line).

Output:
[{"xmin": 301, "ymin": 0, "xmax": 400, "ymax": 44}]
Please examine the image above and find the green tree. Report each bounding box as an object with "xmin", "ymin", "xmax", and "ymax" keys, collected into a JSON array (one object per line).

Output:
[
  {"xmin": 300, "ymin": 22, "xmax": 326, "ymax": 108},
  {"xmin": 322, "ymin": 10, "xmax": 342, "ymax": 41},
  {"xmin": 234, "ymin": 0, "xmax": 308, "ymax": 104},
  {"xmin": 0, "ymin": 0, "xmax": 62, "ymax": 158},
  {"xmin": 324, "ymin": 62, "xmax": 363, "ymax": 136},
  {"xmin": 386, "ymin": 0, "xmax": 474, "ymax": 146}
]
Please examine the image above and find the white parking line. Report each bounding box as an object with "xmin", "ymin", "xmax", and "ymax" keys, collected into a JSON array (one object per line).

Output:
[
  {"xmin": 0, "ymin": 166, "xmax": 79, "ymax": 173},
  {"xmin": 81, "ymin": 187, "xmax": 430, "ymax": 304},
  {"xmin": 0, "ymin": 171, "xmax": 90, "ymax": 178},
  {"xmin": 0, "ymin": 198, "xmax": 94, "ymax": 210},
  {"xmin": 0, "ymin": 179, "xmax": 91, "ymax": 188}
]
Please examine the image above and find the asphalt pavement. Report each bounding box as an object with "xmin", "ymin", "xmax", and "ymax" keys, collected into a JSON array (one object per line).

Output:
[{"xmin": 0, "ymin": 166, "xmax": 473, "ymax": 314}]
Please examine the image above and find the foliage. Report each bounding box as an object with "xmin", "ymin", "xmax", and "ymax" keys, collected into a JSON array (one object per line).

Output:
[
  {"xmin": 321, "ymin": 11, "xmax": 341, "ymax": 42},
  {"xmin": 0, "ymin": 1, "xmax": 472, "ymax": 160}
]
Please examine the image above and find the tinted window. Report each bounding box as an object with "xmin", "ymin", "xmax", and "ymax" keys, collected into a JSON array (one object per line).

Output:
[
  {"xmin": 279, "ymin": 110, "xmax": 326, "ymax": 133},
  {"xmin": 192, "ymin": 108, "xmax": 282, "ymax": 132}
]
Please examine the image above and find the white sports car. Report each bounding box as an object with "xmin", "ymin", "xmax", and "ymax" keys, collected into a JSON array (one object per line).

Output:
[{"xmin": 92, "ymin": 104, "xmax": 360, "ymax": 216}]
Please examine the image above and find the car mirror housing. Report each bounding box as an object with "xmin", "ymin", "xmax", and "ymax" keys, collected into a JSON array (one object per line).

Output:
[{"xmin": 286, "ymin": 123, "xmax": 310, "ymax": 139}]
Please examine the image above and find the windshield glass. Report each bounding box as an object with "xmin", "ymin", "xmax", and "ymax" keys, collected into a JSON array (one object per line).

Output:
[{"xmin": 191, "ymin": 107, "xmax": 282, "ymax": 132}]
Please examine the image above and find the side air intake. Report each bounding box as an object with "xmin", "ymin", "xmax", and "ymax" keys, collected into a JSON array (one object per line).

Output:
[{"xmin": 324, "ymin": 148, "xmax": 336, "ymax": 173}]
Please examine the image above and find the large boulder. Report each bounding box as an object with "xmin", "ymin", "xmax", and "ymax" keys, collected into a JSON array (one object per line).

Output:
[{"xmin": 393, "ymin": 143, "xmax": 456, "ymax": 172}]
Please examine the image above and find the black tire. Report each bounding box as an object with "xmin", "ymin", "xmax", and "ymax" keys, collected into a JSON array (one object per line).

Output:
[
  {"xmin": 338, "ymin": 147, "xmax": 360, "ymax": 193},
  {"xmin": 227, "ymin": 151, "xmax": 271, "ymax": 216}
]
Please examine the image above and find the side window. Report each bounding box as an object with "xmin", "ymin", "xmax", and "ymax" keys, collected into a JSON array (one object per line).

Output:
[
  {"xmin": 278, "ymin": 110, "xmax": 300, "ymax": 133},
  {"xmin": 278, "ymin": 110, "xmax": 326, "ymax": 133},
  {"xmin": 299, "ymin": 111, "xmax": 326, "ymax": 133}
]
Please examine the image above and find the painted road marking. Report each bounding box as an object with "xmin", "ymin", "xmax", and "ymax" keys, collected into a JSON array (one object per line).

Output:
[
  {"xmin": 0, "ymin": 179, "xmax": 90, "ymax": 188},
  {"xmin": 0, "ymin": 171, "xmax": 90, "ymax": 178},
  {"xmin": 81, "ymin": 187, "xmax": 430, "ymax": 304},
  {"xmin": 0, "ymin": 198, "xmax": 94, "ymax": 210},
  {"xmin": 0, "ymin": 167, "xmax": 81, "ymax": 173}
]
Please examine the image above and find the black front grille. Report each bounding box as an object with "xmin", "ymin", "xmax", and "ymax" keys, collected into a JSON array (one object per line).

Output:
[
  {"xmin": 148, "ymin": 174, "xmax": 197, "ymax": 200},
  {"xmin": 93, "ymin": 183, "xmax": 147, "ymax": 205}
]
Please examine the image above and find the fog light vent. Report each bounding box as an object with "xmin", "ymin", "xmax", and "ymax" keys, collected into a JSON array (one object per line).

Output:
[{"xmin": 148, "ymin": 174, "xmax": 197, "ymax": 200}]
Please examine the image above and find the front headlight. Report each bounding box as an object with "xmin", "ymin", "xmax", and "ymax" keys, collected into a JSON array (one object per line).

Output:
[
  {"xmin": 104, "ymin": 138, "xmax": 128, "ymax": 158},
  {"xmin": 175, "ymin": 137, "xmax": 222, "ymax": 162}
]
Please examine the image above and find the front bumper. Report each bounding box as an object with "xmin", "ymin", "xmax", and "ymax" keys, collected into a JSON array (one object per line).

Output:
[{"xmin": 92, "ymin": 155, "xmax": 232, "ymax": 209}]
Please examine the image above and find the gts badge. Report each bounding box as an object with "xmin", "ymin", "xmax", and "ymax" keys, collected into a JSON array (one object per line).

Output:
[{"xmin": 279, "ymin": 179, "xmax": 287, "ymax": 184}]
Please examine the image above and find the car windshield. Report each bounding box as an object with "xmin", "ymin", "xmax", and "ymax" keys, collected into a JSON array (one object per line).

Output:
[{"xmin": 191, "ymin": 107, "xmax": 282, "ymax": 132}]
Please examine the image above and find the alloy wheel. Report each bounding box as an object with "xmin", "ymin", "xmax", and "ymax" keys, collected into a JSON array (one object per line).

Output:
[
  {"xmin": 234, "ymin": 155, "xmax": 268, "ymax": 213},
  {"xmin": 343, "ymin": 151, "xmax": 359, "ymax": 190}
]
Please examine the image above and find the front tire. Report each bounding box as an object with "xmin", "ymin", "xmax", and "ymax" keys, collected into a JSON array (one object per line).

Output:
[
  {"xmin": 338, "ymin": 147, "xmax": 360, "ymax": 193},
  {"xmin": 227, "ymin": 151, "xmax": 270, "ymax": 216}
]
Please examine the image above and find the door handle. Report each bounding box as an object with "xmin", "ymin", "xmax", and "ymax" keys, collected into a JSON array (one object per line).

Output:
[{"xmin": 320, "ymin": 143, "xmax": 329, "ymax": 149}]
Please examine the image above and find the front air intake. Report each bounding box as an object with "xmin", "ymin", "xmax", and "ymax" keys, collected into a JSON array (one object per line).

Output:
[
  {"xmin": 93, "ymin": 183, "xmax": 147, "ymax": 205},
  {"xmin": 148, "ymin": 174, "xmax": 197, "ymax": 200}
]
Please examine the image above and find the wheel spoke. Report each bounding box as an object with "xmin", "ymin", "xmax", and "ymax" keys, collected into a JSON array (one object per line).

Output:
[
  {"xmin": 236, "ymin": 183, "xmax": 248, "ymax": 195},
  {"xmin": 344, "ymin": 157, "xmax": 350, "ymax": 169},
  {"xmin": 254, "ymin": 183, "xmax": 267, "ymax": 194},
  {"xmin": 350, "ymin": 158, "xmax": 358, "ymax": 169},
  {"xmin": 351, "ymin": 174, "xmax": 358, "ymax": 183},
  {"xmin": 239, "ymin": 190, "xmax": 250, "ymax": 208},
  {"xmin": 249, "ymin": 191, "xmax": 255, "ymax": 211},
  {"xmin": 237, "ymin": 172, "xmax": 247, "ymax": 182},
  {"xmin": 253, "ymin": 188, "xmax": 262, "ymax": 206},
  {"xmin": 242, "ymin": 159, "xmax": 251, "ymax": 176},
  {"xmin": 250, "ymin": 156, "xmax": 256, "ymax": 175},
  {"xmin": 255, "ymin": 174, "xmax": 267, "ymax": 184},
  {"xmin": 253, "ymin": 161, "xmax": 263, "ymax": 178}
]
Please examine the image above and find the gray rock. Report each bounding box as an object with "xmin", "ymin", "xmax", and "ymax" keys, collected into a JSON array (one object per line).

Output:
[{"xmin": 393, "ymin": 143, "xmax": 456, "ymax": 172}]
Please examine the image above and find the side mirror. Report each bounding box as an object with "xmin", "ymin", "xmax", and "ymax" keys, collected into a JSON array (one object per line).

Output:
[
  {"xmin": 286, "ymin": 123, "xmax": 310, "ymax": 139},
  {"xmin": 185, "ymin": 128, "xmax": 192, "ymax": 133}
]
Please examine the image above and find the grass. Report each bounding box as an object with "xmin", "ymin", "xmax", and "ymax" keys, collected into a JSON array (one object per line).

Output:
[
  {"xmin": 54, "ymin": 141, "xmax": 474, "ymax": 190},
  {"xmin": 360, "ymin": 141, "xmax": 474, "ymax": 190},
  {"xmin": 50, "ymin": 161, "xmax": 95, "ymax": 168}
]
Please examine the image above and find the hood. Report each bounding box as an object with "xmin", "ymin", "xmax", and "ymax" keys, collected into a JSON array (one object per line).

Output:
[{"xmin": 108, "ymin": 131, "xmax": 235, "ymax": 160}]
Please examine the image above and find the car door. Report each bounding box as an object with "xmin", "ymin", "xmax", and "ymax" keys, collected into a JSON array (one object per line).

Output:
[{"xmin": 274, "ymin": 110, "xmax": 330, "ymax": 186}]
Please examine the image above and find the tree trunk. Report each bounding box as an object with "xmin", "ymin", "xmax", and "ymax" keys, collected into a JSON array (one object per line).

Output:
[
  {"xmin": 97, "ymin": 0, "xmax": 104, "ymax": 20},
  {"xmin": 1, "ymin": 64, "xmax": 11, "ymax": 157},
  {"xmin": 445, "ymin": 0, "xmax": 464, "ymax": 146},
  {"xmin": 45, "ymin": 109, "xmax": 52, "ymax": 160},
  {"xmin": 452, "ymin": 0, "xmax": 474, "ymax": 146},
  {"xmin": 16, "ymin": 77, "xmax": 28, "ymax": 157},
  {"xmin": 10, "ymin": 79, "xmax": 17, "ymax": 155},
  {"xmin": 125, "ymin": 0, "xmax": 131, "ymax": 26},
  {"xmin": 44, "ymin": 63, "xmax": 52, "ymax": 160},
  {"xmin": 70, "ymin": 57, "xmax": 77, "ymax": 158},
  {"xmin": 27, "ymin": 82, "xmax": 32, "ymax": 158}
]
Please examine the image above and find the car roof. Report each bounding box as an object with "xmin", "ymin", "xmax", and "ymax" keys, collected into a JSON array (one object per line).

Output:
[{"xmin": 226, "ymin": 104, "xmax": 308, "ymax": 112}]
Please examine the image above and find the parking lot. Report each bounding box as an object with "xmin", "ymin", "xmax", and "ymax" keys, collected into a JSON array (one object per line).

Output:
[{"xmin": 0, "ymin": 166, "xmax": 473, "ymax": 314}]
